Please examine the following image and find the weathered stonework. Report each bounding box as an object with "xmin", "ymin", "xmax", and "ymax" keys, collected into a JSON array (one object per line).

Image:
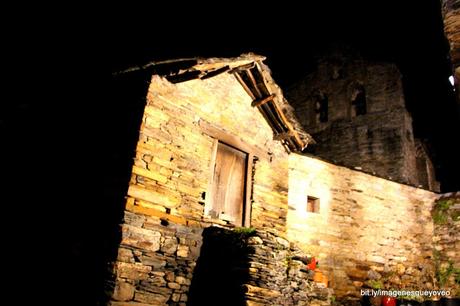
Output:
[
  {"xmin": 287, "ymin": 153, "xmax": 438, "ymax": 303},
  {"xmin": 287, "ymin": 52, "xmax": 440, "ymax": 191},
  {"xmin": 415, "ymin": 140, "xmax": 440, "ymax": 192},
  {"xmin": 106, "ymin": 57, "xmax": 297, "ymax": 305},
  {"xmin": 441, "ymin": 0, "xmax": 460, "ymax": 98},
  {"xmin": 245, "ymin": 230, "xmax": 332, "ymax": 306},
  {"xmin": 432, "ymin": 193, "xmax": 460, "ymax": 297},
  {"xmin": 187, "ymin": 227, "xmax": 332, "ymax": 306},
  {"xmin": 107, "ymin": 213, "xmax": 202, "ymax": 306},
  {"xmin": 131, "ymin": 70, "xmax": 290, "ymax": 233},
  {"xmin": 106, "ymin": 55, "xmax": 457, "ymax": 305}
]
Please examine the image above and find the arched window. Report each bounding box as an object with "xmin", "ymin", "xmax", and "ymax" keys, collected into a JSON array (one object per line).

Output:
[
  {"xmin": 314, "ymin": 93, "xmax": 328, "ymax": 123},
  {"xmin": 351, "ymin": 85, "xmax": 366, "ymax": 116}
]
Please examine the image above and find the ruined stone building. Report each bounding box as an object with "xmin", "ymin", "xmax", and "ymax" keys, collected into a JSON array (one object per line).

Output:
[
  {"xmin": 287, "ymin": 50, "xmax": 440, "ymax": 191},
  {"xmin": 100, "ymin": 2, "xmax": 460, "ymax": 305},
  {"xmin": 442, "ymin": 0, "xmax": 460, "ymax": 100},
  {"xmin": 105, "ymin": 53, "xmax": 460, "ymax": 306}
]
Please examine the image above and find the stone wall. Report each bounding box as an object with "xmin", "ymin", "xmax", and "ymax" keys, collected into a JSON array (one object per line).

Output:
[
  {"xmin": 106, "ymin": 70, "xmax": 291, "ymax": 304},
  {"xmin": 432, "ymin": 193, "xmax": 460, "ymax": 297},
  {"xmin": 415, "ymin": 140, "xmax": 440, "ymax": 192},
  {"xmin": 441, "ymin": 0, "xmax": 460, "ymax": 99},
  {"xmin": 287, "ymin": 153, "xmax": 438, "ymax": 304},
  {"xmin": 288, "ymin": 57, "xmax": 406, "ymax": 133},
  {"xmin": 107, "ymin": 211, "xmax": 203, "ymax": 305},
  {"xmin": 187, "ymin": 227, "xmax": 333, "ymax": 306},
  {"xmin": 135, "ymin": 73, "xmax": 289, "ymax": 233},
  {"xmin": 244, "ymin": 230, "xmax": 332, "ymax": 306},
  {"xmin": 306, "ymin": 110, "xmax": 418, "ymax": 186},
  {"xmin": 104, "ymin": 58, "xmax": 455, "ymax": 305},
  {"xmin": 287, "ymin": 53, "xmax": 439, "ymax": 190}
]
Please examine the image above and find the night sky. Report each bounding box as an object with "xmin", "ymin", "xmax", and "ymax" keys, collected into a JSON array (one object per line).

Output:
[{"xmin": 108, "ymin": 0, "xmax": 459, "ymax": 191}]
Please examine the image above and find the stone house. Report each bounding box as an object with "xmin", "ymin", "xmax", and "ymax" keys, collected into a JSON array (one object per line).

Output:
[{"xmin": 106, "ymin": 54, "xmax": 459, "ymax": 306}]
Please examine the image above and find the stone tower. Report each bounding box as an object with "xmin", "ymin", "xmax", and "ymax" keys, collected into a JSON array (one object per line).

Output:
[
  {"xmin": 287, "ymin": 50, "xmax": 440, "ymax": 191},
  {"xmin": 441, "ymin": 0, "xmax": 460, "ymax": 100}
]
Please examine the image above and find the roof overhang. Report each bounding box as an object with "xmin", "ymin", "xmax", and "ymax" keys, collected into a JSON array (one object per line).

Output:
[{"xmin": 116, "ymin": 53, "xmax": 314, "ymax": 152}]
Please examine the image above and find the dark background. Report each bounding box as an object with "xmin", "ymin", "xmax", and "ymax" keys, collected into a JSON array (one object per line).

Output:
[
  {"xmin": 108, "ymin": 1, "xmax": 459, "ymax": 190},
  {"xmin": 5, "ymin": 1, "xmax": 459, "ymax": 305}
]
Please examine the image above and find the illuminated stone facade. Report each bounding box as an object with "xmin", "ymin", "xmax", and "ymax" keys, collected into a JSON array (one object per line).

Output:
[{"xmin": 106, "ymin": 56, "xmax": 457, "ymax": 306}]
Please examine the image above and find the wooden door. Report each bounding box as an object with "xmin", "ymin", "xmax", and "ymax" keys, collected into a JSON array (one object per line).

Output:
[{"xmin": 211, "ymin": 142, "xmax": 247, "ymax": 226}]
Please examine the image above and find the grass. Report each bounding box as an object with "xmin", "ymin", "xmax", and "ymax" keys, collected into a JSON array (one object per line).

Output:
[
  {"xmin": 436, "ymin": 260, "xmax": 460, "ymax": 286},
  {"xmin": 367, "ymin": 279, "xmax": 384, "ymax": 289},
  {"xmin": 432, "ymin": 199, "xmax": 455, "ymax": 225},
  {"xmin": 233, "ymin": 227, "xmax": 256, "ymax": 236}
]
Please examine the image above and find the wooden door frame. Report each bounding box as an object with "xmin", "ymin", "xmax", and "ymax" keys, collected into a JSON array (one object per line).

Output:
[{"xmin": 200, "ymin": 120, "xmax": 266, "ymax": 227}]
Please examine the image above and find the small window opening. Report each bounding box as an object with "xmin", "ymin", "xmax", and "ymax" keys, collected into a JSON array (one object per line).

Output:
[
  {"xmin": 314, "ymin": 94, "xmax": 328, "ymax": 123},
  {"xmin": 307, "ymin": 196, "xmax": 320, "ymax": 213},
  {"xmin": 331, "ymin": 64, "xmax": 344, "ymax": 80},
  {"xmin": 352, "ymin": 86, "xmax": 366, "ymax": 116}
]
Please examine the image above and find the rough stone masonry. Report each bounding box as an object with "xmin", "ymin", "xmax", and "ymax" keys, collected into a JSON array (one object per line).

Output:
[
  {"xmin": 105, "ymin": 56, "xmax": 333, "ymax": 305},
  {"xmin": 442, "ymin": 0, "xmax": 460, "ymax": 99},
  {"xmin": 287, "ymin": 50, "xmax": 440, "ymax": 191},
  {"xmin": 106, "ymin": 55, "xmax": 457, "ymax": 305},
  {"xmin": 287, "ymin": 153, "xmax": 438, "ymax": 302}
]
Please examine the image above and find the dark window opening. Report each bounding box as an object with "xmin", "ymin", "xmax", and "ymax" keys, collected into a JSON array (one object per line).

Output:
[
  {"xmin": 416, "ymin": 156, "xmax": 429, "ymax": 189},
  {"xmin": 307, "ymin": 196, "xmax": 320, "ymax": 213},
  {"xmin": 352, "ymin": 86, "xmax": 367, "ymax": 116},
  {"xmin": 331, "ymin": 66, "xmax": 344, "ymax": 80},
  {"xmin": 314, "ymin": 94, "xmax": 328, "ymax": 123}
]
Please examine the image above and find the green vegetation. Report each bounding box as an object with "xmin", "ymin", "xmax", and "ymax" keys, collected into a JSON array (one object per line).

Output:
[
  {"xmin": 451, "ymin": 210, "xmax": 460, "ymax": 222},
  {"xmin": 437, "ymin": 261, "xmax": 460, "ymax": 286},
  {"xmin": 330, "ymin": 295, "xmax": 336, "ymax": 303},
  {"xmin": 434, "ymin": 249, "xmax": 460, "ymax": 287},
  {"xmin": 367, "ymin": 279, "xmax": 384, "ymax": 289},
  {"xmin": 233, "ymin": 227, "xmax": 256, "ymax": 236},
  {"xmin": 284, "ymin": 256, "xmax": 292, "ymax": 267},
  {"xmin": 432, "ymin": 198, "xmax": 460, "ymax": 291},
  {"xmin": 432, "ymin": 199, "xmax": 455, "ymax": 225},
  {"xmin": 433, "ymin": 249, "xmax": 441, "ymax": 262},
  {"xmin": 398, "ymin": 292, "xmax": 424, "ymax": 303},
  {"xmin": 433, "ymin": 210, "xmax": 448, "ymax": 224},
  {"xmin": 433, "ymin": 249, "xmax": 444, "ymax": 285}
]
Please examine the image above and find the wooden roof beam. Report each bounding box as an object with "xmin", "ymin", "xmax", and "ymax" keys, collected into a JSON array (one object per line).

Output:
[
  {"xmin": 200, "ymin": 65, "xmax": 230, "ymax": 80},
  {"xmin": 245, "ymin": 69, "xmax": 263, "ymax": 98},
  {"xmin": 251, "ymin": 94, "xmax": 276, "ymax": 107},
  {"xmin": 234, "ymin": 72, "xmax": 256, "ymax": 100},
  {"xmin": 270, "ymin": 99, "xmax": 305, "ymax": 149}
]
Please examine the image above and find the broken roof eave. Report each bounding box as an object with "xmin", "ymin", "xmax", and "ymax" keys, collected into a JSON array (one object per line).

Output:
[{"xmin": 127, "ymin": 53, "xmax": 314, "ymax": 153}]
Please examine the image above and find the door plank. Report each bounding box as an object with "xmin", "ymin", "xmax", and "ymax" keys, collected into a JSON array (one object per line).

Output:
[{"xmin": 211, "ymin": 142, "xmax": 247, "ymax": 226}]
